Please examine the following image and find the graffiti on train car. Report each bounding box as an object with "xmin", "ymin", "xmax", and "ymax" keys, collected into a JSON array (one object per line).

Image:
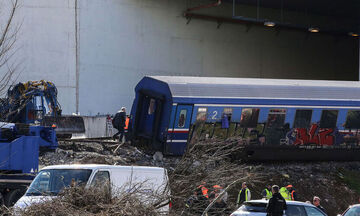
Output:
[
  {"xmin": 287, "ymin": 123, "xmax": 343, "ymax": 146},
  {"xmin": 189, "ymin": 108, "xmax": 360, "ymax": 147}
]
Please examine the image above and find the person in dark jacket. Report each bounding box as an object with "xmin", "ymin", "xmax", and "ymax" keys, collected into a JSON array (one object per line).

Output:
[
  {"xmin": 112, "ymin": 107, "xmax": 126, "ymax": 142},
  {"xmin": 266, "ymin": 185, "xmax": 287, "ymax": 216}
]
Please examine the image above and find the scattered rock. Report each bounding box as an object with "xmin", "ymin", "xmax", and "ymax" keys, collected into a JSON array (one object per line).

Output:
[{"xmin": 153, "ymin": 151, "xmax": 163, "ymax": 162}]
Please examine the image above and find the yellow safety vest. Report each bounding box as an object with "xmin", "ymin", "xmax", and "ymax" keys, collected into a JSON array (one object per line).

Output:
[
  {"xmin": 237, "ymin": 188, "xmax": 250, "ymax": 204},
  {"xmin": 280, "ymin": 187, "xmax": 291, "ymax": 201},
  {"xmin": 265, "ymin": 188, "xmax": 272, "ymax": 199}
]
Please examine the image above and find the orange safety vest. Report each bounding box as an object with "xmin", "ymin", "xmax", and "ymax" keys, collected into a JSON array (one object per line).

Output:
[
  {"xmin": 198, "ymin": 184, "xmax": 209, "ymax": 199},
  {"xmin": 290, "ymin": 190, "xmax": 296, "ymax": 200},
  {"xmin": 124, "ymin": 117, "xmax": 129, "ymax": 130}
]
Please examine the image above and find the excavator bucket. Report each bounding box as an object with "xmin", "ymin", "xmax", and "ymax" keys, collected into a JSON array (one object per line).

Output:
[{"xmin": 42, "ymin": 116, "xmax": 85, "ymax": 135}]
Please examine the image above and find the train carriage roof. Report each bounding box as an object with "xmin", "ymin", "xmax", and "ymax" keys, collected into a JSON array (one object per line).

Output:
[{"xmin": 144, "ymin": 76, "xmax": 360, "ymax": 101}]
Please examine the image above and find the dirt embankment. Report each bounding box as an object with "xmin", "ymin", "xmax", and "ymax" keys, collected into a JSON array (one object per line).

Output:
[{"xmin": 39, "ymin": 139, "xmax": 360, "ymax": 216}]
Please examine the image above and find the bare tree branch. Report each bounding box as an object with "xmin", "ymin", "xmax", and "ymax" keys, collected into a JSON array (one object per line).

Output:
[{"xmin": 0, "ymin": 0, "xmax": 20, "ymax": 96}]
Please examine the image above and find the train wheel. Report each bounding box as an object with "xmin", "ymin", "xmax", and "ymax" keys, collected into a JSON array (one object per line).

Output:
[{"xmin": 4, "ymin": 189, "xmax": 24, "ymax": 207}]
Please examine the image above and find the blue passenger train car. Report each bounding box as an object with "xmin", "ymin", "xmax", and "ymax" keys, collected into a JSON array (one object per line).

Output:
[{"xmin": 129, "ymin": 76, "xmax": 360, "ymax": 160}]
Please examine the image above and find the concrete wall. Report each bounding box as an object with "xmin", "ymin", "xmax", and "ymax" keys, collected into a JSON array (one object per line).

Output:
[
  {"xmin": 0, "ymin": 0, "xmax": 77, "ymax": 113},
  {"xmin": 0, "ymin": 0, "xmax": 358, "ymax": 116},
  {"xmin": 71, "ymin": 115, "xmax": 115, "ymax": 138},
  {"xmin": 78, "ymin": 0, "xmax": 358, "ymax": 115}
]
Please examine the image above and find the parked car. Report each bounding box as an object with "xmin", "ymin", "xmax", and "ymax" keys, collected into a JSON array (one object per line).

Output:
[
  {"xmin": 338, "ymin": 204, "xmax": 360, "ymax": 216},
  {"xmin": 230, "ymin": 199, "xmax": 327, "ymax": 216},
  {"xmin": 14, "ymin": 164, "xmax": 171, "ymax": 212}
]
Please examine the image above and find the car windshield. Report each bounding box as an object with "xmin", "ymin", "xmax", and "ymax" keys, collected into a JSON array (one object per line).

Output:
[
  {"xmin": 239, "ymin": 202, "xmax": 267, "ymax": 212},
  {"xmin": 26, "ymin": 169, "xmax": 92, "ymax": 196},
  {"xmin": 344, "ymin": 206, "xmax": 360, "ymax": 216}
]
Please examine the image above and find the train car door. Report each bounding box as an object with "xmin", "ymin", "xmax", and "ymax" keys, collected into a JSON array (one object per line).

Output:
[
  {"xmin": 167, "ymin": 104, "xmax": 193, "ymax": 155},
  {"xmin": 136, "ymin": 95, "xmax": 163, "ymax": 142}
]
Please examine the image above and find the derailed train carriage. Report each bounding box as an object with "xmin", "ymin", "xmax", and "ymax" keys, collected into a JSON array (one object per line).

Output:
[{"xmin": 129, "ymin": 76, "xmax": 360, "ymax": 161}]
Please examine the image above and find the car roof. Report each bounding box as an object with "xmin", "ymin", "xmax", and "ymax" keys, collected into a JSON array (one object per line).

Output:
[
  {"xmin": 245, "ymin": 199, "xmax": 315, "ymax": 207},
  {"xmin": 148, "ymin": 76, "xmax": 360, "ymax": 101},
  {"xmin": 349, "ymin": 204, "xmax": 360, "ymax": 208},
  {"xmin": 41, "ymin": 164, "xmax": 166, "ymax": 172}
]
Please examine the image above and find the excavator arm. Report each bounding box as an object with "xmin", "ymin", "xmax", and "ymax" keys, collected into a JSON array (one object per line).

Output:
[{"xmin": 0, "ymin": 80, "xmax": 85, "ymax": 137}]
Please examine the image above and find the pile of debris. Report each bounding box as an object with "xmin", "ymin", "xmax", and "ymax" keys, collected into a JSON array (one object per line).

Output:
[
  {"xmin": 40, "ymin": 139, "xmax": 179, "ymax": 169},
  {"xmin": 169, "ymin": 137, "xmax": 360, "ymax": 215},
  {"xmin": 169, "ymin": 138, "xmax": 257, "ymax": 215},
  {"xmin": 36, "ymin": 138, "xmax": 360, "ymax": 216},
  {"xmin": 11, "ymin": 184, "xmax": 162, "ymax": 216}
]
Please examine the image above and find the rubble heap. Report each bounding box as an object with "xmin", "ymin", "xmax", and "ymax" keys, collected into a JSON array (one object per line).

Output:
[
  {"xmin": 40, "ymin": 139, "xmax": 178, "ymax": 169},
  {"xmin": 12, "ymin": 183, "xmax": 161, "ymax": 216},
  {"xmin": 37, "ymin": 138, "xmax": 360, "ymax": 216}
]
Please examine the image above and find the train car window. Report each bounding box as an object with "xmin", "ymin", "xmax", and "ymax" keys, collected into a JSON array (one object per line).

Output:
[
  {"xmin": 196, "ymin": 107, "xmax": 207, "ymax": 122},
  {"xmin": 148, "ymin": 98, "xmax": 156, "ymax": 115},
  {"xmin": 320, "ymin": 110, "xmax": 338, "ymax": 128},
  {"xmin": 191, "ymin": 107, "xmax": 209, "ymax": 142},
  {"xmin": 240, "ymin": 108, "xmax": 260, "ymax": 128},
  {"xmin": 265, "ymin": 109, "xmax": 287, "ymax": 145},
  {"xmin": 221, "ymin": 108, "xmax": 232, "ymax": 128},
  {"xmin": 223, "ymin": 108, "xmax": 233, "ymax": 120},
  {"xmin": 266, "ymin": 109, "xmax": 286, "ymax": 129},
  {"xmin": 293, "ymin": 110, "xmax": 312, "ymax": 128},
  {"xmin": 178, "ymin": 109, "xmax": 187, "ymax": 128},
  {"xmin": 211, "ymin": 108, "xmax": 233, "ymax": 139},
  {"xmin": 345, "ymin": 111, "xmax": 360, "ymax": 129},
  {"xmin": 190, "ymin": 122, "xmax": 213, "ymax": 142}
]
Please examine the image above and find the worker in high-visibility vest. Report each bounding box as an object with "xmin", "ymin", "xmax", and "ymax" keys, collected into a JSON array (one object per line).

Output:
[
  {"xmin": 185, "ymin": 183, "xmax": 209, "ymax": 214},
  {"xmin": 279, "ymin": 186, "xmax": 292, "ymax": 201},
  {"xmin": 237, "ymin": 182, "xmax": 251, "ymax": 207},
  {"xmin": 286, "ymin": 185, "xmax": 297, "ymax": 201},
  {"xmin": 262, "ymin": 184, "xmax": 273, "ymax": 199},
  {"xmin": 197, "ymin": 182, "xmax": 209, "ymax": 199}
]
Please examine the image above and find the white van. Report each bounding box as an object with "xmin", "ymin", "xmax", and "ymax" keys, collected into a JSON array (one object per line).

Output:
[{"xmin": 14, "ymin": 164, "xmax": 170, "ymax": 212}]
